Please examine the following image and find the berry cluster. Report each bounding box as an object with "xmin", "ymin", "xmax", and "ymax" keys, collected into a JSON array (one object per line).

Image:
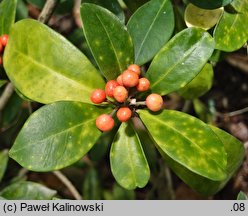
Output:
[
  {"xmin": 0, "ymin": 34, "xmax": 9, "ymax": 65},
  {"xmin": 90, "ymin": 64, "xmax": 163, "ymax": 132}
]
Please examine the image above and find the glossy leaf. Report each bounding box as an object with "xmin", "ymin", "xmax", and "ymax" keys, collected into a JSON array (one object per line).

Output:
[
  {"xmin": 0, "ymin": 80, "xmax": 7, "ymax": 88},
  {"xmin": 179, "ymin": 63, "xmax": 213, "ymax": 99},
  {"xmin": 139, "ymin": 110, "xmax": 227, "ymax": 181},
  {"xmin": 83, "ymin": 168, "xmax": 102, "ymax": 200},
  {"xmin": 123, "ymin": 0, "xmax": 149, "ymax": 12},
  {"xmin": 237, "ymin": 191, "xmax": 248, "ymax": 200},
  {"xmin": 16, "ymin": 0, "xmax": 28, "ymax": 21},
  {"xmin": 83, "ymin": 0, "xmax": 125, "ymax": 23},
  {"xmin": 185, "ymin": 3, "xmax": 223, "ymax": 30},
  {"xmin": 146, "ymin": 28, "xmax": 215, "ymax": 95},
  {"xmin": 188, "ymin": 0, "xmax": 233, "ymax": 9},
  {"xmin": 157, "ymin": 125, "xmax": 244, "ymax": 195},
  {"xmin": 4, "ymin": 19, "xmax": 105, "ymax": 104},
  {"xmin": 0, "ymin": 150, "xmax": 8, "ymax": 182},
  {"xmin": 110, "ymin": 122, "xmax": 150, "ymax": 190},
  {"xmin": 127, "ymin": 0, "xmax": 174, "ymax": 65},
  {"xmin": 214, "ymin": 0, "xmax": 248, "ymax": 52},
  {"xmin": 9, "ymin": 101, "xmax": 109, "ymax": 171},
  {"xmin": 0, "ymin": 181, "xmax": 56, "ymax": 200},
  {"xmin": 0, "ymin": 0, "xmax": 17, "ymax": 35},
  {"xmin": 81, "ymin": 3, "xmax": 134, "ymax": 80}
]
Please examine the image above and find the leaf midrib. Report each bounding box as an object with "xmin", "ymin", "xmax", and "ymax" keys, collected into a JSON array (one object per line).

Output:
[
  {"xmin": 135, "ymin": 0, "xmax": 168, "ymax": 60},
  {"xmin": 95, "ymin": 12, "xmax": 123, "ymax": 74},
  {"xmin": 12, "ymin": 49, "xmax": 93, "ymax": 94},
  {"xmin": 141, "ymin": 111, "xmax": 226, "ymax": 170},
  {"xmin": 10, "ymin": 118, "xmax": 96, "ymax": 154}
]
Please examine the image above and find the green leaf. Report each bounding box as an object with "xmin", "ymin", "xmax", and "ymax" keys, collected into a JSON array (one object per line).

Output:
[
  {"xmin": 4, "ymin": 19, "xmax": 105, "ymax": 104},
  {"xmin": 112, "ymin": 183, "xmax": 135, "ymax": 200},
  {"xmin": 123, "ymin": 0, "xmax": 149, "ymax": 12},
  {"xmin": 9, "ymin": 101, "xmax": 110, "ymax": 171},
  {"xmin": 157, "ymin": 125, "xmax": 244, "ymax": 195},
  {"xmin": 184, "ymin": 3, "xmax": 223, "ymax": 30},
  {"xmin": 213, "ymin": 0, "xmax": 248, "ymax": 52},
  {"xmin": 81, "ymin": 3, "xmax": 134, "ymax": 80},
  {"xmin": 127, "ymin": 0, "xmax": 174, "ymax": 65},
  {"xmin": 16, "ymin": 0, "xmax": 28, "ymax": 21},
  {"xmin": 0, "ymin": 150, "xmax": 8, "ymax": 182},
  {"xmin": 237, "ymin": 191, "xmax": 248, "ymax": 200},
  {"xmin": 146, "ymin": 28, "xmax": 215, "ymax": 95},
  {"xmin": 179, "ymin": 63, "xmax": 213, "ymax": 99},
  {"xmin": 0, "ymin": 80, "xmax": 7, "ymax": 88},
  {"xmin": 83, "ymin": 168, "xmax": 102, "ymax": 200},
  {"xmin": 83, "ymin": 0, "xmax": 125, "ymax": 23},
  {"xmin": 0, "ymin": 181, "xmax": 56, "ymax": 200},
  {"xmin": 139, "ymin": 110, "xmax": 227, "ymax": 181},
  {"xmin": 0, "ymin": 0, "xmax": 17, "ymax": 35},
  {"xmin": 110, "ymin": 122, "xmax": 150, "ymax": 190},
  {"xmin": 188, "ymin": 0, "xmax": 233, "ymax": 9},
  {"xmin": 193, "ymin": 99, "xmax": 214, "ymax": 123}
]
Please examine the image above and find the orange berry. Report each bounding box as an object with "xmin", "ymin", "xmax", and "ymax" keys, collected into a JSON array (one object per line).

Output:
[
  {"xmin": 105, "ymin": 80, "xmax": 119, "ymax": 97},
  {"xmin": 136, "ymin": 78, "xmax": 150, "ymax": 92},
  {"xmin": 146, "ymin": 94, "xmax": 163, "ymax": 112},
  {"xmin": 117, "ymin": 75, "xmax": 124, "ymax": 86},
  {"xmin": 128, "ymin": 64, "xmax": 141, "ymax": 75},
  {"xmin": 117, "ymin": 107, "xmax": 132, "ymax": 122},
  {"xmin": 113, "ymin": 86, "xmax": 128, "ymax": 103},
  {"xmin": 122, "ymin": 70, "xmax": 139, "ymax": 87},
  {"xmin": 0, "ymin": 34, "xmax": 9, "ymax": 47},
  {"xmin": 90, "ymin": 89, "xmax": 106, "ymax": 104},
  {"xmin": 0, "ymin": 43, "xmax": 3, "ymax": 54},
  {"xmin": 96, "ymin": 114, "xmax": 115, "ymax": 132}
]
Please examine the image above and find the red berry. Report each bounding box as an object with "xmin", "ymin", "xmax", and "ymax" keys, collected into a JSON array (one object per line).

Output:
[
  {"xmin": 122, "ymin": 70, "xmax": 139, "ymax": 87},
  {"xmin": 136, "ymin": 78, "xmax": 150, "ymax": 92},
  {"xmin": 117, "ymin": 75, "xmax": 124, "ymax": 86},
  {"xmin": 146, "ymin": 94, "xmax": 163, "ymax": 112},
  {"xmin": 90, "ymin": 89, "xmax": 106, "ymax": 104},
  {"xmin": 117, "ymin": 107, "xmax": 132, "ymax": 122},
  {"xmin": 0, "ymin": 35, "xmax": 9, "ymax": 47},
  {"xmin": 0, "ymin": 56, "xmax": 2, "ymax": 65},
  {"xmin": 128, "ymin": 64, "xmax": 141, "ymax": 76},
  {"xmin": 113, "ymin": 86, "xmax": 128, "ymax": 103},
  {"xmin": 105, "ymin": 80, "xmax": 119, "ymax": 97},
  {"xmin": 0, "ymin": 43, "xmax": 3, "ymax": 54},
  {"xmin": 96, "ymin": 114, "xmax": 115, "ymax": 132}
]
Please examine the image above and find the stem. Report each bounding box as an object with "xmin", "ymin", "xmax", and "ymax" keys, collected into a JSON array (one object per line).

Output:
[
  {"xmin": 38, "ymin": 0, "xmax": 59, "ymax": 23},
  {"xmin": 53, "ymin": 170, "xmax": 82, "ymax": 200},
  {"xmin": 0, "ymin": 83, "xmax": 14, "ymax": 111},
  {"xmin": 225, "ymin": 107, "xmax": 248, "ymax": 117}
]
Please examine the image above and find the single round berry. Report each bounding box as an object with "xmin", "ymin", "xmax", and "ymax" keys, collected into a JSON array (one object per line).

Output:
[
  {"xmin": 128, "ymin": 64, "xmax": 141, "ymax": 75},
  {"xmin": 105, "ymin": 80, "xmax": 119, "ymax": 97},
  {"xmin": 0, "ymin": 43, "xmax": 3, "ymax": 54},
  {"xmin": 122, "ymin": 70, "xmax": 139, "ymax": 87},
  {"xmin": 117, "ymin": 107, "xmax": 132, "ymax": 122},
  {"xmin": 146, "ymin": 93, "xmax": 163, "ymax": 112},
  {"xmin": 136, "ymin": 78, "xmax": 150, "ymax": 92},
  {"xmin": 90, "ymin": 89, "xmax": 106, "ymax": 104},
  {"xmin": 117, "ymin": 75, "xmax": 124, "ymax": 86},
  {"xmin": 0, "ymin": 35, "xmax": 9, "ymax": 47},
  {"xmin": 96, "ymin": 114, "xmax": 115, "ymax": 132},
  {"xmin": 113, "ymin": 86, "xmax": 128, "ymax": 103}
]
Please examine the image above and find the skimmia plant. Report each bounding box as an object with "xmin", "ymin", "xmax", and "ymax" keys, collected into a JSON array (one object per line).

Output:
[{"xmin": 0, "ymin": 0, "xmax": 247, "ymax": 196}]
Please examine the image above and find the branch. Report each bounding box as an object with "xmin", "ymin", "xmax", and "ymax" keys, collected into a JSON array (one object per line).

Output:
[
  {"xmin": 53, "ymin": 170, "xmax": 82, "ymax": 200},
  {"xmin": 38, "ymin": 0, "xmax": 59, "ymax": 23},
  {"xmin": 0, "ymin": 83, "xmax": 14, "ymax": 111}
]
